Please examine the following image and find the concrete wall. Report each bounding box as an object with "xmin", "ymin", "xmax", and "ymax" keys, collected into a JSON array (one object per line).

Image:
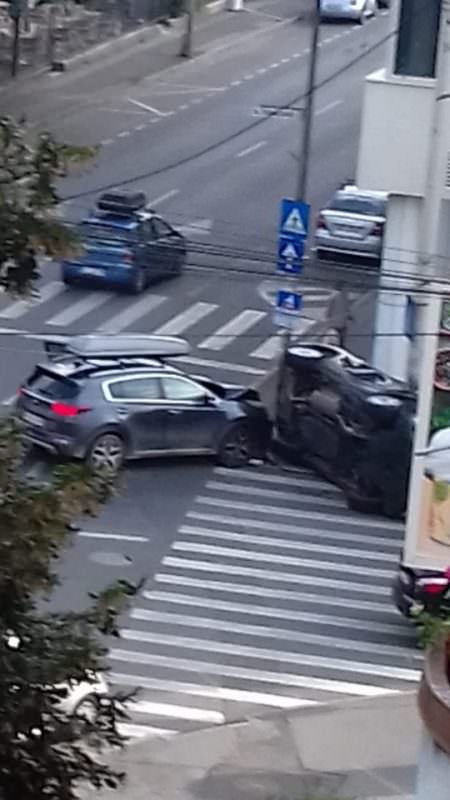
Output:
[{"xmin": 357, "ymin": 68, "xmax": 435, "ymax": 197}]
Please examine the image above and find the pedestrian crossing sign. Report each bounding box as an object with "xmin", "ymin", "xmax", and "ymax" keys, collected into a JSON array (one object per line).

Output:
[
  {"xmin": 276, "ymin": 289, "xmax": 303, "ymax": 314},
  {"xmin": 277, "ymin": 239, "xmax": 304, "ymax": 274},
  {"xmin": 279, "ymin": 199, "xmax": 310, "ymax": 244}
]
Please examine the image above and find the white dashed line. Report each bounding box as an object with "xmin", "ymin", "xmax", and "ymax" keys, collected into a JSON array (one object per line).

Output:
[
  {"xmin": 117, "ymin": 130, "xmax": 130, "ymax": 138},
  {"xmin": 191, "ymin": 97, "xmax": 203, "ymax": 103},
  {"xmin": 178, "ymin": 104, "xmax": 189, "ymax": 110},
  {"xmin": 270, "ymin": 62, "xmax": 280, "ymax": 68},
  {"xmin": 135, "ymin": 124, "xmax": 147, "ymax": 131},
  {"xmin": 151, "ymin": 118, "xmax": 160, "ymax": 123},
  {"xmin": 235, "ymin": 140, "xmax": 267, "ymax": 159},
  {"xmin": 244, "ymin": 74, "xmax": 254, "ymax": 80},
  {"xmin": 281, "ymin": 57, "xmax": 290, "ymax": 63},
  {"xmin": 101, "ymin": 138, "xmax": 114, "ymax": 145},
  {"xmin": 315, "ymin": 99, "xmax": 343, "ymax": 116},
  {"xmin": 231, "ymin": 79, "xmax": 242, "ymax": 86},
  {"xmin": 292, "ymin": 52, "xmax": 301, "ymax": 58},
  {"xmin": 148, "ymin": 189, "xmax": 180, "ymax": 207},
  {"xmin": 128, "ymin": 98, "xmax": 172, "ymax": 117}
]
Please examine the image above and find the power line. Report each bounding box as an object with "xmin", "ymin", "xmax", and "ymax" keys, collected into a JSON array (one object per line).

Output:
[{"xmin": 62, "ymin": 12, "xmax": 400, "ymax": 203}]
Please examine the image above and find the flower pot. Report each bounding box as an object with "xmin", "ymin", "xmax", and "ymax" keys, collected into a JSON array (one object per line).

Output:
[{"xmin": 418, "ymin": 640, "xmax": 450, "ymax": 755}]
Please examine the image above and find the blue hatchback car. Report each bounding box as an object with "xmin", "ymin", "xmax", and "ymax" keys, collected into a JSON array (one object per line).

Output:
[{"xmin": 62, "ymin": 191, "xmax": 187, "ymax": 293}]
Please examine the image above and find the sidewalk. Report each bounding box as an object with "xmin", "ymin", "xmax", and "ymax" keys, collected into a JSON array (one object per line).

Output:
[{"xmin": 83, "ymin": 693, "xmax": 419, "ymax": 800}]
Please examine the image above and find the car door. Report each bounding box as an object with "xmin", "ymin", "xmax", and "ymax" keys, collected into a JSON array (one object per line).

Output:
[
  {"xmin": 138, "ymin": 220, "xmax": 157, "ymax": 282},
  {"xmin": 151, "ymin": 217, "xmax": 185, "ymax": 277},
  {"xmin": 103, "ymin": 375, "xmax": 167, "ymax": 453},
  {"xmin": 160, "ymin": 374, "xmax": 225, "ymax": 451}
]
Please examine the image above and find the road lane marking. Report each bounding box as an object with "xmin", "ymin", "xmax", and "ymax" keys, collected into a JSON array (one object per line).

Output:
[
  {"xmin": 0, "ymin": 281, "xmax": 65, "ymax": 319},
  {"xmin": 97, "ymin": 294, "xmax": 166, "ymax": 334},
  {"xmin": 244, "ymin": 74, "xmax": 254, "ymax": 80},
  {"xmin": 171, "ymin": 539, "xmax": 392, "ymax": 579},
  {"xmin": 135, "ymin": 124, "xmax": 147, "ymax": 131},
  {"xmin": 250, "ymin": 334, "xmax": 281, "ymax": 360},
  {"xmin": 78, "ymin": 531, "xmax": 149, "ymax": 542},
  {"xmin": 194, "ymin": 496, "xmax": 401, "ymax": 530},
  {"xmin": 179, "ymin": 520, "xmax": 396, "ymax": 562},
  {"xmin": 47, "ymin": 291, "xmax": 113, "ymax": 327},
  {"xmin": 110, "ymin": 649, "xmax": 402, "ymax": 697},
  {"xmin": 230, "ymin": 79, "xmax": 242, "ymax": 86},
  {"xmin": 148, "ymin": 188, "xmax": 180, "ymax": 206},
  {"xmin": 119, "ymin": 723, "xmax": 174, "ymax": 739},
  {"xmin": 121, "ymin": 629, "xmax": 420, "ymax": 681},
  {"xmin": 145, "ymin": 588, "xmax": 411, "ymax": 636},
  {"xmin": 315, "ymin": 99, "xmax": 343, "ymax": 116},
  {"xmin": 155, "ymin": 573, "xmax": 397, "ymax": 614},
  {"xmin": 128, "ymin": 699, "xmax": 225, "ymax": 724},
  {"xmin": 213, "ymin": 465, "xmax": 341, "ymax": 492},
  {"xmin": 178, "ymin": 104, "xmax": 189, "ymax": 111},
  {"xmin": 130, "ymin": 609, "xmax": 416, "ymax": 659},
  {"xmin": 198, "ymin": 309, "xmax": 265, "ymax": 351},
  {"xmin": 101, "ymin": 138, "xmax": 114, "ymax": 145},
  {"xmin": 154, "ymin": 301, "xmax": 218, "ymax": 336},
  {"xmin": 257, "ymin": 67, "xmax": 267, "ymax": 74},
  {"xmin": 162, "ymin": 555, "xmax": 389, "ymax": 595},
  {"xmin": 118, "ymin": 130, "xmax": 131, "ymax": 138},
  {"xmin": 127, "ymin": 97, "xmax": 173, "ymax": 117},
  {"xmin": 204, "ymin": 479, "xmax": 346, "ymax": 508},
  {"xmin": 111, "ymin": 673, "xmax": 315, "ymax": 709},
  {"xmin": 187, "ymin": 511, "xmax": 402, "ymax": 549},
  {"xmin": 235, "ymin": 140, "xmax": 267, "ymax": 159}
]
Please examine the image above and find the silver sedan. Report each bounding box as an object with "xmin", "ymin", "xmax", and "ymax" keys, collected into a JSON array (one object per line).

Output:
[{"xmin": 319, "ymin": 0, "xmax": 377, "ymax": 23}]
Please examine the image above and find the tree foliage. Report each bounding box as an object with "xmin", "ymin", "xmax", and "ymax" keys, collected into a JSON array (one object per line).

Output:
[
  {"xmin": 0, "ymin": 419, "xmax": 138, "ymax": 799},
  {"xmin": 0, "ymin": 115, "xmax": 96, "ymax": 294}
]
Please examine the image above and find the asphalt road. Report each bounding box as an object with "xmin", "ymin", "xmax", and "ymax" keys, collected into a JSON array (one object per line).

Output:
[{"xmin": 0, "ymin": 2, "xmax": 405, "ymax": 741}]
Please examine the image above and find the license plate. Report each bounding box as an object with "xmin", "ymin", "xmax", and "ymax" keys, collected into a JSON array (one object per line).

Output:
[
  {"xmin": 22, "ymin": 410, "xmax": 44, "ymax": 427},
  {"xmin": 81, "ymin": 267, "xmax": 104, "ymax": 277}
]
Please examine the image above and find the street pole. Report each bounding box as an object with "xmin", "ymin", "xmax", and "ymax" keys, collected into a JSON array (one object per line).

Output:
[
  {"xmin": 180, "ymin": 0, "xmax": 194, "ymax": 58},
  {"xmin": 297, "ymin": 0, "xmax": 320, "ymax": 201},
  {"xmin": 11, "ymin": 15, "xmax": 20, "ymax": 78}
]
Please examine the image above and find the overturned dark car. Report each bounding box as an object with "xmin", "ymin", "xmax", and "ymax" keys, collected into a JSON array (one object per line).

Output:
[{"xmin": 274, "ymin": 344, "xmax": 416, "ymax": 518}]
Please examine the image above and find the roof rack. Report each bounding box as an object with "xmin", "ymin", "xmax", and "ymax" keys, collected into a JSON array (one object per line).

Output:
[
  {"xmin": 27, "ymin": 334, "xmax": 190, "ymax": 361},
  {"xmin": 97, "ymin": 191, "xmax": 148, "ymax": 215}
]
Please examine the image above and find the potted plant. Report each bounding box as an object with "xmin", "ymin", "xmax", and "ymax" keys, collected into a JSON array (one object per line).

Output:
[{"xmin": 416, "ymin": 609, "xmax": 450, "ymax": 756}]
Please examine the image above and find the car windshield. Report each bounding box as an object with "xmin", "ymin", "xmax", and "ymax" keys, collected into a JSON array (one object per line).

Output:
[
  {"xmin": 329, "ymin": 194, "xmax": 386, "ymax": 217},
  {"xmin": 81, "ymin": 223, "xmax": 136, "ymax": 244}
]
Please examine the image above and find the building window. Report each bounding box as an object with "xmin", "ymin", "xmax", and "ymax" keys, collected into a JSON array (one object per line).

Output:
[{"xmin": 394, "ymin": 0, "xmax": 441, "ymax": 79}]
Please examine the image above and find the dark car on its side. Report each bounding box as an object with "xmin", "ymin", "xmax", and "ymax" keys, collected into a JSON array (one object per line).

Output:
[
  {"xmin": 274, "ymin": 343, "xmax": 416, "ymax": 518},
  {"xmin": 15, "ymin": 334, "xmax": 271, "ymax": 471}
]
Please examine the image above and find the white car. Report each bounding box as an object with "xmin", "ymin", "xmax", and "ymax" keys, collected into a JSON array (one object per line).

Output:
[{"xmin": 320, "ymin": 0, "xmax": 377, "ymax": 23}]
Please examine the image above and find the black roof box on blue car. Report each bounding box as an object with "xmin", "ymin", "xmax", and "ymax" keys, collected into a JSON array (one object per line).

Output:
[{"xmin": 96, "ymin": 191, "xmax": 148, "ymax": 215}]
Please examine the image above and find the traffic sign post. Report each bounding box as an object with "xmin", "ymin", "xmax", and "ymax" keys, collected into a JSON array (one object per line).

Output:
[{"xmin": 274, "ymin": 198, "xmax": 310, "ymax": 330}]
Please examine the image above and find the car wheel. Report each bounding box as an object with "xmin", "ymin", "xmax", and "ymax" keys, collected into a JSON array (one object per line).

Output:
[
  {"xmin": 217, "ymin": 422, "xmax": 250, "ymax": 468},
  {"xmin": 87, "ymin": 432, "xmax": 126, "ymax": 472},
  {"xmin": 364, "ymin": 394, "xmax": 402, "ymax": 426},
  {"xmin": 285, "ymin": 345, "xmax": 324, "ymax": 369},
  {"xmin": 63, "ymin": 275, "xmax": 74, "ymax": 286},
  {"xmin": 130, "ymin": 269, "xmax": 145, "ymax": 294}
]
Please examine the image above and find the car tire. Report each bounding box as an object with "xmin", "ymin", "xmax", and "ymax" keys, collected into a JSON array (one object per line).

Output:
[
  {"xmin": 217, "ymin": 422, "xmax": 251, "ymax": 468},
  {"xmin": 86, "ymin": 432, "xmax": 126, "ymax": 472},
  {"xmin": 285, "ymin": 345, "xmax": 324, "ymax": 369},
  {"xmin": 130, "ymin": 269, "xmax": 146, "ymax": 294},
  {"xmin": 63, "ymin": 275, "xmax": 75, "ymax": 286},
  {"xmin": 364, "ymin": 394, "xmax": 402, "ymax": 426}
]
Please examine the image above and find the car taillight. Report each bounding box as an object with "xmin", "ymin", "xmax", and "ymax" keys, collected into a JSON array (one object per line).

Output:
[
  {"xmin": 418, "ymin": 577, "xmax": 450, "ymax": 596},
  {"xmin": 51, "ymin": 402, "xmax": 90, "ymax": 418},
  {"xmin": 316, "ymin": 214, "xmax": 327, "ymax": 230}
]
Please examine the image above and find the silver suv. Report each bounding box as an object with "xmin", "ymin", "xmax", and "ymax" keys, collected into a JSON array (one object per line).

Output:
[
  {"xmin": 16, "ymin": 335, "xmax": 271, "ymax": 470},
  {"xmin": 314, "ymin": 184, "xmax": 387, "ymax": 263}
]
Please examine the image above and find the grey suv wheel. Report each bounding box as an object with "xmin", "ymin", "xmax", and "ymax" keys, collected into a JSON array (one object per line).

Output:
[
  {"xmin": 87, "ymin": 433, "xmax": 126, "ymax": 471},
  {"xmin": 217, "ymin": 422, "xmax": 250, "ymax": 468}
]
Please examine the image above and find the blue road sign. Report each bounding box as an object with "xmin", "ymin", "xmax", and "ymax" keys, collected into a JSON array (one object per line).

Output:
[
  {"xmin": 277, "ymin": 239, "xmax": 304, "ymax": 274},
  {"xmin": 279, "ymin": 199, "xmax": 310, "ymax": 243},
  {"xmin": 273, "ymin": 288, "xmax": 303, "ymax": 329}
]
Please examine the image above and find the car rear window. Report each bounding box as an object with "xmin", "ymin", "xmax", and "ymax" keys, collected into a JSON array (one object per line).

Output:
[
  {"xmin": 81, "ymin": 223, "xmax": 136, "ymax": 244},
  {"xmin": 329, "ymin": 194, "xmax": 386, "ymax": 217},
  {"xmin": 28, "ymin": 371, "xmax": 80, "ymax": 400}
]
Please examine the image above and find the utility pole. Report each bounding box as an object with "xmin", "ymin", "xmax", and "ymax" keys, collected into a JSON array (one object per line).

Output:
[
  {"xmin": 9, "ymin": 0, "xmax": 23, "ymax": 78},
  {"xmin": 297, "ymin": 0, "xmax": 320, "ymax": 201},
  {"xmin": 180, "ymin": 0, "xmax": 194, "ymax": 58}
]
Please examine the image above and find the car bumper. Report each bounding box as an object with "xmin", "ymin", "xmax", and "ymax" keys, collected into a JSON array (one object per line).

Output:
[
  {"xmin": 314, "ymin": 231, "xmax": 381, "ymax": 259},
  {"xmin": 62, "ymin": 261, "xmax": 137, "ymax": 289},
  {"xmin": 19, "ymin": 421, "xmax": 78, "ymax": 458},
  {"xmin": 320, "ymin": 8, "xmax": 361, "ymax": 20}
]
